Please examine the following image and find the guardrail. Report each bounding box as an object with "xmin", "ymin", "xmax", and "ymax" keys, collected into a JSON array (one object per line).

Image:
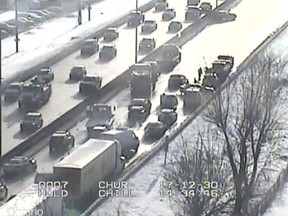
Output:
[
  {"xmin": 0, "ymin": 0, "xmax": 226, "ymax": 162},
  {"xmin": 1, "ymin": 0, "xmax": 158, "ymax": 91},
  {"xmin": 83, "ymin": 8, "xmax": 288, "ymax": 216}
]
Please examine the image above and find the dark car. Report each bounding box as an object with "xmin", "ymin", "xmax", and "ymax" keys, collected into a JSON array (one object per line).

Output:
[
  {"xmin": 127, "ymin": 10, "xmax": 145, "ymax": 27},
  {"xmin": 185, "ymin": 6, "xmax": 201, "ymax": 21},
  {"xmin": 200, "ymin": 2, "xmax": 213, "ymax": 13},
  {"xmin": 3, "ymin": 156, "xmax": 37, "ymax": 177},
  {"xmin": 155, "ymin": 1, "xmax": 168, "ymax": 12},
  {"xmin": 79, "ymin": 75, "xmax": 102, "ymax": 93},
  {"xmin": 0, "ymin": 22, "xmax": 16, "ymax": 34},
  {"xmin": 49, "ymin": 131, "xmax": 75, "ymax": 153},
  {"xmin": 4, "ymin": 82, "xmax": 23, "ymax": 102},
  {"xmin": 168, "ymin": 21, "xmax": 182, "ymax": 32},
  {"xmin": 31, "ymin": 68, "xmax": 54, "ymax": 84},
  {"xmin": 141, "ymin": 20, "xmax": 158, "ymax": 33},
  {"xmin": 158, "ymin": 109, "xmax": 178, "ymax": 129},
  {"xmin": 99, "ymin": 45, "xmax": 117, "ymax": 60},
  {"xmin": 168, "ymin": 74, "xmax": 189, "ymax": 90},
  {"xmin": 187, "ymin": 0, "xmax": 200, "ymax": 6},
  {"xmin": 20, "ymin": 112, "xmax": 43, "ymax": 132},
  {"xmin": 80, "ymin": 39, "xmax": 99, "ymax": 55},
  {"xmin": 69, "ymin": 65, "xmax": 87, "ymax": 81},
  {"xmin": 139, "ymin": 38, "xmax": 156, "ymax": 53},
  {"xmin": 162, "ymin": 8, "xmax": 176, "ymax": 21},
  {"xmin": 128, "ymin": 98, "xmax": 152, "ymax": 124},
  {"xmin": 144, "ymin": 121, "xmax": 167, "ymax": 141},
  {"xmin": 103, "ymin": 27, "xmax": 119, "ymax": 42}
]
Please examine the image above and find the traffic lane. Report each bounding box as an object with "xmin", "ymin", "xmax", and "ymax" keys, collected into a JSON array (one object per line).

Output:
[
  {"xmin": 172, "ymin": 0, "xmax": 288, "ymax": 79},
  {"xmin": 3, "ymin": 0, "xmax": 238, "ymax": 191},
  {"xmin": 1, "ymin": 0, "xmax": 191, "ymax": 155}
]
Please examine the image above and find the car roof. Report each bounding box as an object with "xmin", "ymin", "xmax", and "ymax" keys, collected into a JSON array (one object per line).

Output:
[
  {"xmin": 84, "ymin": 39, "xmax": 96, "ymax": 42},
  {"xmin": 102, "ymin": 44, "xmax": 115, "ymax": 48},
  {"xmin": 9, "ymin": 82, "xmax": 22, "ymax": 87},
  {"xmin": 133, "ymin": 98, "xmax": 148, "ymax": 103},
  {"xmin": 83, "ymin": 74, "xmax": 98, "ymax": 78},
  {"xmin": 142, "ymin": 38, "xmax": 154, "ymax": 41},
  {"xmin": 146, "ymin": 121, "xmax": 164, "ymax": 127},
  {"xmin": 170, "ymin": 74, "xmax": 183, "ymax": 78},
  {"xmin": 40, "ymin": 68, "xmax": 51, "ymax": 71},
  {"xmin": 52, "ymin": 131, "xmax": 67, "ymax": 136},
  {"xmin": 160, "ymin": 109, "xmax": 175, "ymax": 114},
  {"xmin": 144, "ymin": 20, "xmax": 155, "ymax": 23},
  {"xmin": 170, "ymin": 21, "xmax": 181, "ymax": 24},
  {"xmin": 11, "ymin": 155, "xmax": 28, "ymax": 160},
  {"xmin": 107, "ymin": 27, "xmax": 117, "ymax": 31},
  {"xmin": 26, "ymin": 112, "xmax": 41, "ymax": 117},
  {"xmin": 73, "ymin": 65, "xmax": 85, "ymax": 68}
]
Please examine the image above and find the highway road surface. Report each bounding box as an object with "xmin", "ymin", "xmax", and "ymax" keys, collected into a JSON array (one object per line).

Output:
[
  {"xmin": 3, "ymin": 0, "xmax": 288, "ymax": 205},
  {"xmin": 1, "ymin": 0, "xmax": 195, "ymax": 156},
  {"xmin": 92, "ymin": 1, "xmax": 288, "ymax": 215}
]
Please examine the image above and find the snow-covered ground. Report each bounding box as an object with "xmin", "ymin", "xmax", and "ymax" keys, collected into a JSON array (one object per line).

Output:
[
  {"xmin": 261, "ymin": 27, "xmax": 288, "ymax": 214},
  {"xmin": 1, "ymin": 0, "xmax": 151, "ymax": 82},
  {"xmin": 90, "ymin": 14, "xmax": 288, "ymax": 216}
]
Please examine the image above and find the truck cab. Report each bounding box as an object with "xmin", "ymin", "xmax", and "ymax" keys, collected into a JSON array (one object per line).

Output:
[
  {"xmin": 100, "ymin": 129, "xmax": 140, "ymax": 159},
  {"xmin": 128, "ymin": 98, "xmax": 152, "ymax": 124},
  {"xmin": 130, "ymin": 70, "xmax": 155, "ymax": 99},
  {"xmin": 127, "ymin": 10, "xmax": 145, "ymax": 27},
  {"xmin": 79, "ymin": 74, "xmax": 102, "ymax": 93},
  {"xmin": 86, "ymin": 104, "xmax": 115, "ymax": 137},
  {"xmin": 160, "ymin": 93, "xmax": 178, "ymax": 111},
  {"xmin": 18, "ymin": 83, "xmax": 52, "ymax": 110},
  {"xmin": 49, "ymin": 131, "xmax": 75, "ymax": 153}
]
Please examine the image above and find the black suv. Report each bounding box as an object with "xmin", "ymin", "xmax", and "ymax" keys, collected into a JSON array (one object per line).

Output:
[
  {"xmin": 49, "ymin": 131, "xmax": 75, "ymax": 153},
  {"xmin": 20, "ymin": 112, "xmax": 43, "ymax": 132}
]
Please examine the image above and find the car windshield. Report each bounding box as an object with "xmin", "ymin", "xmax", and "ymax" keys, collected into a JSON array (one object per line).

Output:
[
  {"xmin": 102, "ymin": 46, "xmax": 113, "ymax": 51},
  {"xmin": 83, "ymin": 41, "xmax": 95, "ymax": 46},
  {"xmin": 6, "ymin": 85, "xmax": 20, "ymax": 91},
  {"xmin": 201, "ymin": 3, "xmax": 211, "ymax": 7},
  {"xmin": 22, "ymin": 86, "xmax": 40, "ymax": 94},
  {"xmin": 141, "ymin": 39, "xmax": 153, "ymax": 45},
  {"xmin": 164, "ymin": 95, "xmax": 177, "ymax": 103},
  {"xmin": 82, "ymin": 76, "xmax": 95, "ymax": 81},
  {"xmin": 51, "ymin": 136, "xmax": 65, "ymax": 144},
  {"xmin": 144, "ymin": 20, "xmax": 154, "ymax": 24},
  {"xmin": 164, "ymin": 9, "xmax": 173, "ymax": 12},
  {"xmin": 147, "ymin": 123, "xmax": 161, "ymax": 129},
  {"xmin": 24, "ymin": 115, "xmax": 37, "ymax": 121},
  {"xmin": 72, "ymin": 66, "xmax": 84, "ymax": 71},
  {"xmin": 170, "ymin": 75, "xmax": 182, "ymax": 79},
  {"xmin": 170, "ymin": 22, "xmax": 180, "ymax": 27},
  {"xmin": 9, "ymin": 158, "xmax": 24, "ymax": 165},
  {"xmin": 106, "ymin": 29, "xmax": 115, "ymax": 34}
]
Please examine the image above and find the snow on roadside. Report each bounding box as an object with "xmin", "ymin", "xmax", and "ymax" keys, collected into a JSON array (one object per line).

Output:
[
  {"xmin": 90, "ymin": 20, "xmax": 288, "ymax": 216},
  {"xmin": 2, "ymin": 0, "xmax": 151, "ymax": 82}
]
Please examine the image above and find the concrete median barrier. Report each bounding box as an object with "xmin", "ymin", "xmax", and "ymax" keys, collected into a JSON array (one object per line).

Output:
[{"xmin": 1, "ymin": 0, "xmax": 158, "ymax": 91}]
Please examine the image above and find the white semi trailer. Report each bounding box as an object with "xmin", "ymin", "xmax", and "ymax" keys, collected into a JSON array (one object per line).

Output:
[{"xmin": 53, "ymin": 138, "xmax": 125, "ymax": 212}]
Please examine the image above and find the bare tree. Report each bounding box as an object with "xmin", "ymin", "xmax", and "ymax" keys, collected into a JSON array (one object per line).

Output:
[
  {"xmin": 163, "ymin": 131, "xmax": 233, "ymax": 216},
  {"xmin": 202, "ymin": 51, "xmax": 288, "ymax": 215},
  {"xmin": 95, "ymin": 200, "xmax": 128, "ymax": 216}
]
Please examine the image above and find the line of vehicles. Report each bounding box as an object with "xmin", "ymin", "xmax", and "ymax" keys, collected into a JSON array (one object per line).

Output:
[
  {"xmin": 0, "ymin": 51, "xmax": 234, "ymax": 213},
  {"xmin": 0, "ymin": 0, "xmax": 237, "ymax": 213}
]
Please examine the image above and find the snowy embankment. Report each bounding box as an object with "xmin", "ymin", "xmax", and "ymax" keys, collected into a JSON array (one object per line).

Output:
[
  {"xmin": 1, "ymin": 0, "xmax": 152, "ymax": 88},
  {"xmin": 90, "ymin": 20, "xmax": 288, "ymax": 216}
]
